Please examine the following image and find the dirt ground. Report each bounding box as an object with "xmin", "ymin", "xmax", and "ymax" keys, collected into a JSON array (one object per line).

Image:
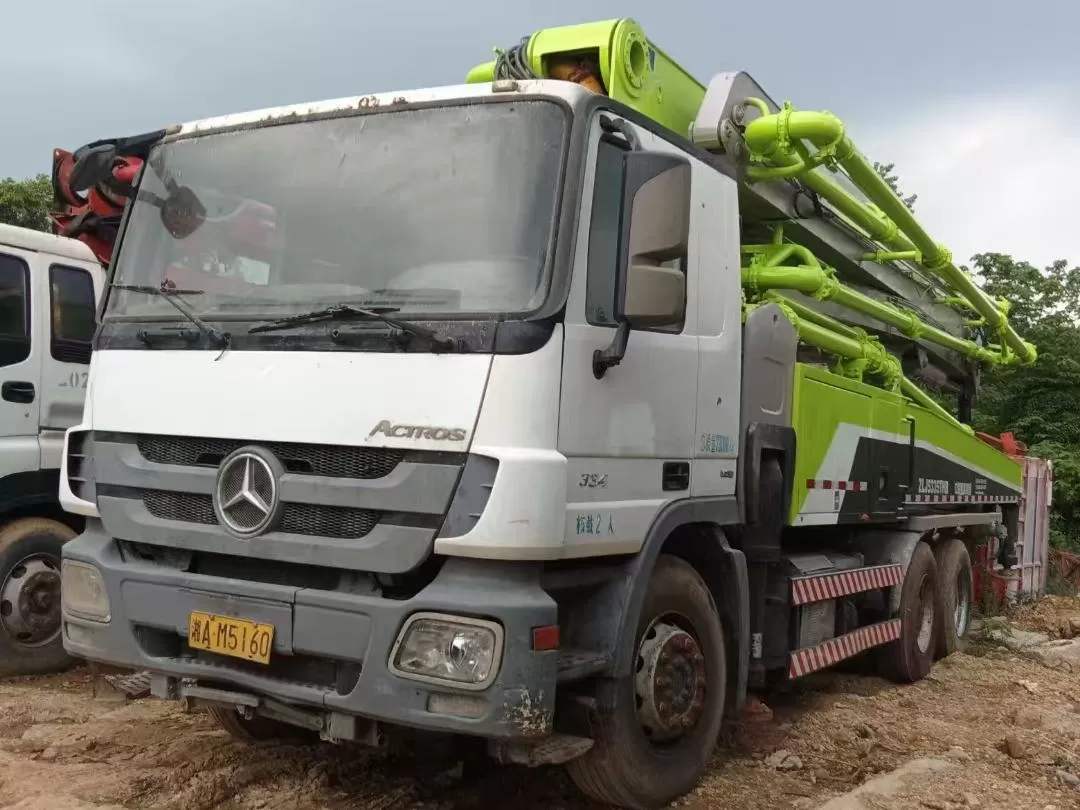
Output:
[{"xmin": 1, "ymin": 602, "xmax": 1080, "ymax": 810}]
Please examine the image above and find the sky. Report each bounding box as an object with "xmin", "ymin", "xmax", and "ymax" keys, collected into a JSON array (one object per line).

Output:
[{"xmin": 4, "ymin": 0, "xmax": 1077, "ymax": 268}]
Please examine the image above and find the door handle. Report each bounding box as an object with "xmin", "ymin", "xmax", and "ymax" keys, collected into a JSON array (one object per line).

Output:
[
  {"xmin": 1, "ymin": 381, "xmax": 35, "ymax": 404},
  {"xmin": 662, "ymin": 461, "xmax": 690, "ymax": 492}
]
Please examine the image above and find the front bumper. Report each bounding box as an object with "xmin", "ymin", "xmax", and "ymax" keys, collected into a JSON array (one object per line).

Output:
[{"xmin": 62, "ymin": 522, "xmax": 558, "ymax": 740}]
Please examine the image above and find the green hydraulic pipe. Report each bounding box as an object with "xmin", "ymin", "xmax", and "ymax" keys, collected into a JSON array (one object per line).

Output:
[
  {"xmin": 741, "ymin": 103, "xmax": 1036, "ymax": 366},
  {"xmin": 742, "ymin": 241, "xmax": 1002, "ymax": 366},
  {"xmin": 760, "ymin": 291, "xmax": 861, "ymax": 340},
  {"xmin": 739, "ymin": 100, "xmax": 920, "ymax": 255},
  {"xmin": 863, "ymin": 250, "xmax": 922, "ymax": 263},
  {"xmin": 749, "ymin": 300, "xmax": 973, "ymax": 434},
  {"xmin": 745, "ymin": 145, "xmax": 979, "ymax": 321}
]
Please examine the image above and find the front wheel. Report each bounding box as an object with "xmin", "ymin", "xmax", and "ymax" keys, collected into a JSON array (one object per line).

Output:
[
  {"xmin": 0, "ymin": 518, "xmax": 76, "ymax": 678},
  {"xmin": 566, "ymin": 555, "xmax": 727, "ymax": 809}
]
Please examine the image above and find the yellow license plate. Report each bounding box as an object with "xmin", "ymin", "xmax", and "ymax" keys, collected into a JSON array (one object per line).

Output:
[{"xmin": 187, "ymin": 611, "xmax": 275, "ymax": 665}]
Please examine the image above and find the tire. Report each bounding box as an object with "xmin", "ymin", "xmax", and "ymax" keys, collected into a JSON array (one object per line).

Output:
[
  {"xmin": 207, "ymin": 705, "xmax": 315, "ymax": 742},
  {"xmin": 566, "ymin": 555, "xmax": 727, "ymax": 810},
  {"xmin": 933, "ymin": 536, "xmax": 973, "ymax": 659},
  {"xmin": 875, "ymin": 542, "xmax": 939, "ymax": 684},
  {"xmin": 0, "ymin": 518, "xmax": 76, "ymax": 678}
]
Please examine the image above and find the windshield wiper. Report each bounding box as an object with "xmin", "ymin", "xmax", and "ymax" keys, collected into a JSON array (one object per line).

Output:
[
  {"xmin": 112, "ymin": 283, "xmax": 230, "ymax": 350},
  {"xmin": 248, "ymin": 304, "xmax": 457, "ymax": 350}
]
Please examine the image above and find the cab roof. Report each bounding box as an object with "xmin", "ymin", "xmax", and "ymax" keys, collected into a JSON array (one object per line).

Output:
[
  {"xmin": 176, "ymin": 80, "xmax": 589, "ymax": 137},
  {"xmin": 0, "ymin": 222, "xmax": 101, "ymax": 264}
]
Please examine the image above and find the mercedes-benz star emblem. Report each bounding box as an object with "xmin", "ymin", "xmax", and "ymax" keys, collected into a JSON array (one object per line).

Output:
[{"xmin": 213, "ymin": 447, "xmax": 283, "ymax": 538}]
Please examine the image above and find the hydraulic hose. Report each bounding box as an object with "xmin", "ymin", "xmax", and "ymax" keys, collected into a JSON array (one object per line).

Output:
[
  {"xmin": 741, "ymin": 101, "xmax": 1036, "ymax": 366},
  {"xmin": 742, "ymin": 246, "xmax": 1001, "ymax": 366},
  {"xmin": 752, "ymin": 297, "xmax": 973, "ymax": 434}
]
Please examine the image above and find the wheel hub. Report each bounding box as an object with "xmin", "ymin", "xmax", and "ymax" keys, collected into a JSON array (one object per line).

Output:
[
  {"xmin": 635, "ymin": 621, "xmax": 707, "ymax": 741},
  {"xmin": 916, "ymin": 585, "xmax": 936, "ymax": 654},
  {"xmin": 1, "ymin": 555, "xmax": 62, "ymax": 647},
  {"xmin": 954, "ymin": 569, "xmax": 971, "ymax": 637}
]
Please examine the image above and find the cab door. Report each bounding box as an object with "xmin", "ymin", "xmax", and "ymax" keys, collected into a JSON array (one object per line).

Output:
[
  {"xmin": 35, "ymin": 257, "xmax": 100, "ymax": 471},
  {"xmin": 0, "ymin": 248, "xmax": 42, "ymax": 480},
  {"xmin": 37, "ymin": 259, "xmax": 99, "ymax": 430},
  {"xmin": 557, "ymin": 111, "xmax": 701, "ymax": 555}
]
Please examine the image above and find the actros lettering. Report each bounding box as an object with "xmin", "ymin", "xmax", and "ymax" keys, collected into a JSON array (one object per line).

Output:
[{"xmin": 368, "ymin": 420, "xmax": 468, "ymax": 442}]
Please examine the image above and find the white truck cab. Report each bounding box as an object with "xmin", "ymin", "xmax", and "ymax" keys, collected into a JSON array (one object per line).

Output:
[
  {"xmin": 0, "ymin": 222, "xmax": 102, "ymax": 675},
  {"xmin": 51, "ymin": 69, "xmax": 1031, "ymax": 810}
]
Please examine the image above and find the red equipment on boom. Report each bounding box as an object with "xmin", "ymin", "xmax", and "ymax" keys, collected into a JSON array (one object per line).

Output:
[{"xmin": 48, "ymin": 131, "xmax": 166, "ymax": 266}]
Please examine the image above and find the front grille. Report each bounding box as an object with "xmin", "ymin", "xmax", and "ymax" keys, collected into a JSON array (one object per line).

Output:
[
  {"xmin": 142, "ymin": 490, "xmax": 379, "ymax": 539},
  {"xmin": 136, "ymin": 435, "xmax": 404, "ymax": 479},
  {"xmin": 143, "ymin": 490, "xmax": 217, "ymax": 524}
]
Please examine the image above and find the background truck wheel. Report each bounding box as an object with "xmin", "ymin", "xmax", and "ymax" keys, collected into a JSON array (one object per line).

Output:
[
  {"xmin": 932, "ymin": 536, "xmax": 973, "ymax": 659},
  {"xmin": 0, "ymin": 518, "xmax": 75, "ymax": 678},
  {"xmin": 207, "ymin": 705, "xmax": 315, "ymax": 742},
  {"xmin": 875, "ymin": 542, "xmax": 939, "ymax": 684},
  {"xmin": 566, "ymin": 555, "xmax": 727, "ymax": 810}
]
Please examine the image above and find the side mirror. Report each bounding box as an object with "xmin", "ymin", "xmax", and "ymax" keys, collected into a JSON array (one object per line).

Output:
[
  {"xmin": 593, "ymin": 151, "xmax": 691, "ymax": 379},
  {"xmin": 69, "ymin": 143, "xmax": 118, "ymax": 193},
  {"xmin": 159, "ymin": 186, "xmax": 207, "ymax": 239}
]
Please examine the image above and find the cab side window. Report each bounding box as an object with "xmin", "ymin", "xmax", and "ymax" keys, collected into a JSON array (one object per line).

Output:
[
  {"xmin": 49, "ymin": 265, "xmax": 96, "ymax": 365},
  {"xmin": 584, "ymin": 132, "xmax": 687, "ymax": 331},
  {"xmin": 0, "ymin": 253, "xmax": 30, "ymax": 368}
]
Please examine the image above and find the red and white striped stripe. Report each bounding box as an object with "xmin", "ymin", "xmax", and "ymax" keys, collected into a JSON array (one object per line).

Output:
[
  {"xmin": 806, "ymin": 479, "xmax": 867, "ymax": 492},
  {"xmin": 788, "ymin": 619, "xmax": 902, "ymax": 679},
  {"xmin": 906, "ymin": 494, "xmax": 1020, "ymax": 504},
  {"xmin": 791, "ymin": 564, "xmax": 903, "ymax": 606}
]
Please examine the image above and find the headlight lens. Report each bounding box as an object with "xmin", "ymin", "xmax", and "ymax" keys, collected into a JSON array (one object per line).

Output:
[
  {"xmin": 391, "ymin": 614, "xmax": 502, "ymax": 689},
  {"xmin": 61, "ymin": 560, "xmax": 111, "ymax": 622}
]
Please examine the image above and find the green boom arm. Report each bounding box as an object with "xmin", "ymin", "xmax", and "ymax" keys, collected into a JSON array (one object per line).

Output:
[
  {"xmin": 741, "ymin": 100, "xmax": 1036, "ymax": 366},
  {"xmin": 741, "ymin": 229, "xmax": 1001, "ymax": 366},
  {"xmin": 467, "ymin": 18, "xmax": 1036, "ymax": 424}
]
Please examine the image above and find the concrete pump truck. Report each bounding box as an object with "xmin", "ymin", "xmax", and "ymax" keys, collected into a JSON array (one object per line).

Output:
[{"xmin": 55, "ymin": 17, "xmax": 1035, "ymax": 808}]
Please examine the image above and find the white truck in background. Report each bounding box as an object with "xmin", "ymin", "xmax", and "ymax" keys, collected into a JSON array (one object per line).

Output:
[{"xmin": 0, "ymin": 223, "xmax": 102, "ymax": 675}]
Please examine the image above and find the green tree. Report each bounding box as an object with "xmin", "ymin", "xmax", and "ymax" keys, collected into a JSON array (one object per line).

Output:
[
  {"xmin": 873, "ymin": 161, "xmax": 917, "ymax": 211},
  {"xmin": 971, "ymin": 252, "xmax": 1080, "ymax": 551},
  {"xmin": 0, "ymin": 174, "xmax": 52, "ymax": 232}
]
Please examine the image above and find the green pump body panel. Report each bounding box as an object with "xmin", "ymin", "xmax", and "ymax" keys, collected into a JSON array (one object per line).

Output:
[
  {"xmin": 789, "ymin": 365, "xmax": 1022, "ymax": 526},
  {"xmin": 468, "ymin": 18, "xmax": 1029, "ymax": 528}
]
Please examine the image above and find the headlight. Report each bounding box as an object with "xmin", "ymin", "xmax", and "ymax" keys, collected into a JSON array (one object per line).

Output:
[
  {"xmin": 390, "ymin": 613, "xmax": 502, "ymax": 690},
  {"xmin": 61, "ymin": 561, "xmax": 111, "ymax": 622}
]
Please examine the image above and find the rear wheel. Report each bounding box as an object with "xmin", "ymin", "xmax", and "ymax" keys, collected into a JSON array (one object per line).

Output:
[
  {"xmin": 566, "ymin": 555, "xmax": 727, "ymax": 810},
  {"xmin": 933, "ymin": 536, "xmax": 973, "ymax": 659},
  {"xmin": 875, "ymin": 542, "xmax": 939, "ymax": 683},
  {"xmin": 0, "ymin": 518, "xmax": 75, "ymax": 678}
]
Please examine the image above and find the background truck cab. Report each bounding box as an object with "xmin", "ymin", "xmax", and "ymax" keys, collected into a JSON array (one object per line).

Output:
[{"xmin": 0, "ymin": 222, "xmax": 102, "ymax": 675}]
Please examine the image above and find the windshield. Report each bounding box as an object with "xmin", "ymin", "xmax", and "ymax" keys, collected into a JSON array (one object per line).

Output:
[{"xmin": 105, "ymin": 100, "xmax": 566, "ymax": 320}]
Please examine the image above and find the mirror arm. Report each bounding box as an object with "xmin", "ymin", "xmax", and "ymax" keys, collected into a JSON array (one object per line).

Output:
[{"xmin": 592, "ymin": 321, "xmax": 631, "ymax": 379}]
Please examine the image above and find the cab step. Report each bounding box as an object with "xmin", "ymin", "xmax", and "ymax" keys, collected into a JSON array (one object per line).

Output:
[
  {"xmin": 489, "ymin": 733, "xmax": 595, "ymax": 766},
  {"xmin": 98, "ymin": 669, "xmax": 153, "ymax": 700}
]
